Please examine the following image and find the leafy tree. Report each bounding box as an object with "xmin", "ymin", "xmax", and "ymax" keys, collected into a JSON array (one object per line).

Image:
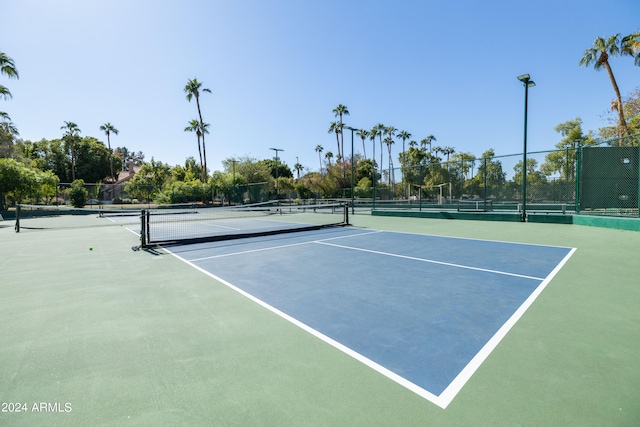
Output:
[
  {"xmin": 114, "ymin": 146, "xmax": 144, "ymax": 171},
  {"xmin": 0, "ymin": 51, "xmax": 19, "ymax": 100},
  {"xmin": 125, "ymin": 158, "xmax": 171, "ymax": 201},
  {"xmin": 258, "ymin": 158, "xmax": 293, "ymax": 179},
  {"xmin": 171, "ymin": 157, "xmax": 203, "ymax": 182},
  {"xmin": 599, "ymin": 87, "xmax": 640, "ymax": 141},
  {"xmin": 541, "ymin": 118, "xmax": 597, "ymax": 179},
  {"xmin": 473, "ymin": 149, "xmax": 507, "ymax": 198},
  {"xmin": 99, "ymin": 122, "xmax": 118, "ymax": 182},
  {"xmin": 184, "ymin": 78, "xmax": 212, "ymax": 179},
  {"xmin": 69, "ymin": 179, "xmax": 88, "ymax": 208},
  {"xmin": 74, "ymin": 137, "xmax": 116, "ymax": 183},
  {"xmin": 221, "ymin": 155, "xmax": 271, "ymax": 184}
]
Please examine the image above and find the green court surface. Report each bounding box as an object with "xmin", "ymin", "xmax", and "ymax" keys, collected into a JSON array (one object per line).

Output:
[{"xmin": 0, "ymin": 215, "xmax": 639, "ymax": 426}]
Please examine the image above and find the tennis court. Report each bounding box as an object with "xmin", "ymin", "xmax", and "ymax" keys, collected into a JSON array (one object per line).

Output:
[
  {"xmin": 166, "ymin": 227, "xmax": 574, "ymax": 409},
  {"xmin": 1, "ymin": 210, "xmax": 639, "ymax": 426}
]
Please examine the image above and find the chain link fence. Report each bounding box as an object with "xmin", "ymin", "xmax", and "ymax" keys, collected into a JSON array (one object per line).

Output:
[
  {"xmin": 365, "ymin": 134, "xmax": 639, "ymax": 217},
  {"xmin": 53, "ymin": 181, "xmax": 271, "ymax": 207}
]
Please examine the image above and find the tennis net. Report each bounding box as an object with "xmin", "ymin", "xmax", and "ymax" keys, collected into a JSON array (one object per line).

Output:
[
  {"xmin": 14, "ymin": 204, "xmax": 142, "ymax": 231},
  {"xmin": 140, "ymin": 201, "xmax": 350, "ymax": 248}
]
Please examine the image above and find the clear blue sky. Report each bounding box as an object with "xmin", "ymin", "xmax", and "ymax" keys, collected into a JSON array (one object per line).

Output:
[{"xmin": 2, "ymin": 0, "xmax": 639, "ymax": 175}]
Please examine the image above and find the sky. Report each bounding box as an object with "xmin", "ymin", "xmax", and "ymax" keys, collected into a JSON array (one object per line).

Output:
[{"xmin": 2, "ymin": 0, "xmax": 639, "ymax": 176}]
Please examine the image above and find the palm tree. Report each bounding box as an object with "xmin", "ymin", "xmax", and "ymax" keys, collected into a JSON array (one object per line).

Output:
[
  {"xmin": 442, "ymin": 146, "xmax": 455, "ymax": 170},
  {"xmin": 355, "ymin": 129, "xmax": 368, "ymax": 158},
  {"xmin": 0, "ymin": 51, "xmax": 19, "ymax": 100},
  {"xmin": 0, "ymin": 113, "xmax": 19, "ymax": 158},
  {"xmin": 184, "ymin": 119, "xmax": 204, "ymax": 176},
  {"xmin": 325, "ymin": 151, "xmax": 333, "ymax": 168},
  {"xmin": 397, "ymin": 130, "xmax": 411, "ymax": 165},
  {"xmin": 396, "ymin": 130, "xmax": 411, "ymax": 198},
  {"xmin": 432, "ymin": 146, "xmax": 443, "ymax": 163},
  {"xmin": 384, "ymin": 136, "xmax": 394, "ymax": 187},
  {"xmin": 375, "ymin": 124, "xmax": 385, "ymax": 173},
  {"xmin": 184, "ymin": 78, "xmax": 212, "ymax": 176},
  {"xmin": 580, "ymin": 34, "xmax": 632, "ymax": 144},
  {"xmin": 61, "ymin": 121, "xmax": 81, "ymax": 181},
  {"xmin": 328, "ymin": 121, "xmax": 341, "ymax": 162},
  {"xmin": 315, "ymin": 144, "xmax": 324, "ymax": 174},
  {"xmin": 294, "ymin": 162, "xmax": 303, "ymax": 180},
  {"xmin": 420, "ymin": 135, "xmax": 436, "ymax": 154},
  {"xmin": 332, "ymin": 104, "xmax": 349, "ymax": 162},
  {"xmin": 622, "ymin": 29, "xmax": 640, "ymax": 65},
  {"xmin": 369, "ymin": 127, "xmax": 378, "ymax": 174},
  {"xmin": 99, "ymin": 123, "xmax": 119, "ymax": 182}
]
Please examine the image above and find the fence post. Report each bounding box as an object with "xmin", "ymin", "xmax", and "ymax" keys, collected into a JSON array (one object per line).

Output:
[
  {"xmin": 575, "ymin": 143, "xmax": 582, "ymax": 214},
  {"xmin": 565, "ymin": 147, "xmax": 569, "ymax": 203},
  {"xmin": 483, "ymin": 157, "xmax": 488, "ymax": 210}
]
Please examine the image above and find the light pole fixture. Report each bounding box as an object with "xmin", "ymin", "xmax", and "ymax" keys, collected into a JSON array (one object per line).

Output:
[
  {"xmin": 269, "ymin": 148, "xmax": 284, "ymax": 201},
  {"xmin": 517, "ymin": 74, "xmax": 535, "ymax": 222},
  {"xmin": 343, "ymin": 125, "xmax": 359, "ymax": 214}
]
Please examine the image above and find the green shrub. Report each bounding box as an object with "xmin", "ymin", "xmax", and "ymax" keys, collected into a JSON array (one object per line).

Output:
[{"xmin": 69, "ymin": 179, "xmax": 88, "ymax": 208}]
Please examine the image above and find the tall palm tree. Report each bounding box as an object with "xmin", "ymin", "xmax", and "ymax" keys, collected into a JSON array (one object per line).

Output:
[
  {"xmin": 355, "ymin": 129, "xmax": 368, "ymax": 158},
  {"xmin": 442, "ymin": 146, "xmax": 455, "ymax": 170},
  {"xmin": 99, "ymin": 122, "xmax": 119, "ymax": 182},
  {"xmin": 384, "ymin": 136, "xmax": 394, "ymax": 187},
  {"xmin": 184, "ymin": 78, "xmax": 211, "ymax": 176},
  {"xmin": 294, "ymin": 162, "xmax": 303, "ymax": 180},
  {"xmin": 328, "ymin": 121, "xmax": 341, "ymax": 162},
  {"xmin": 580, "ymin": 34, "xmax": 631, "ymax": 144},
  {"xmin": 325, "ymin": 151, "xmax": 333, "ymax": 168},
  {"xmin": 0, "ymin": 51, "xmax": 19, "ymax": 100},
  {"xmin": 397, "ymin": 130, "xmax": 411, "ymax": 165},
  {"xmin": 315, "ymin": 145, "xmax": 324, "ymax": 174},
  {"xmin": 184, "ymin": 119, "xmax": 203, "ymax": 176},
  {"xmin": 420, "ymin": 135, "xmax": 436, "ymax": 155},
  {"xmin": 397, "ymin": 130, "xmax": 411, "ymax": 198},
  {"xmin": 369, "ymin": 126, "xmax": 378, "ymax": 173},
  {"xmin": 375, "ymin": 124, "xmax": 385, "ymax": 173},
  {"xmin": 332, "ymin": 104, "xmax": 349, "ymax": 162},
  {"xmin": 61, "ymin": 121, "xmax": 81, "ymax": 181}
]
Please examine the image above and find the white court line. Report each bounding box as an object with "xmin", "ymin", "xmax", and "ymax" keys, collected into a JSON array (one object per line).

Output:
[
  {"xmin": 437, "ymin": 247, "xmax": 577, "ymax": 407},
  {"xmin": 315, "ymin": 241, "xmax": 545, "ymax": 281},
  {"xmin": 188, "ymin": 230, "xmax": 382, "ymax": 262}
]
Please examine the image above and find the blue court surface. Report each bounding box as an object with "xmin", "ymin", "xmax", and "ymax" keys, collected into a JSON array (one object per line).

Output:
[{"xmin": 164, "ymin": 227, "xmax": 575, "ymax": 409}]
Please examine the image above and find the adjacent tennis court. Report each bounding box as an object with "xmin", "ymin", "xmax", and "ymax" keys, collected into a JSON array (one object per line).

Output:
[{"xmin": 1, "ymin": 211, "xmax": 639, "ymax": 426}]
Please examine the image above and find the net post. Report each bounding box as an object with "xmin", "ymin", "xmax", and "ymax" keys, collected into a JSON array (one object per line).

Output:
[
  {"xmin": 140, "ymin": 209, "xmax": 148, "ymax": 248},
  {"xmin": 344, "ymin": 202, "xmax": 350, "ymax": 225},
  {"xmin": 15, "ymin": 204, "xmax": 20, "ymax": 233}
]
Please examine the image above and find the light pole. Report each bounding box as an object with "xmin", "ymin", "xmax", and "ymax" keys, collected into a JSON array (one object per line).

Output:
[
  {"xmin": 517, "ymin": 74, "xmax": 535, "ymax": 222},
  {"xmin": 343, "ymin": 125, "xmax": 359, "ymax": 214},
  {"xmin": 269, "ymin": 148, "xmax": 284, "ymax": 201}
]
